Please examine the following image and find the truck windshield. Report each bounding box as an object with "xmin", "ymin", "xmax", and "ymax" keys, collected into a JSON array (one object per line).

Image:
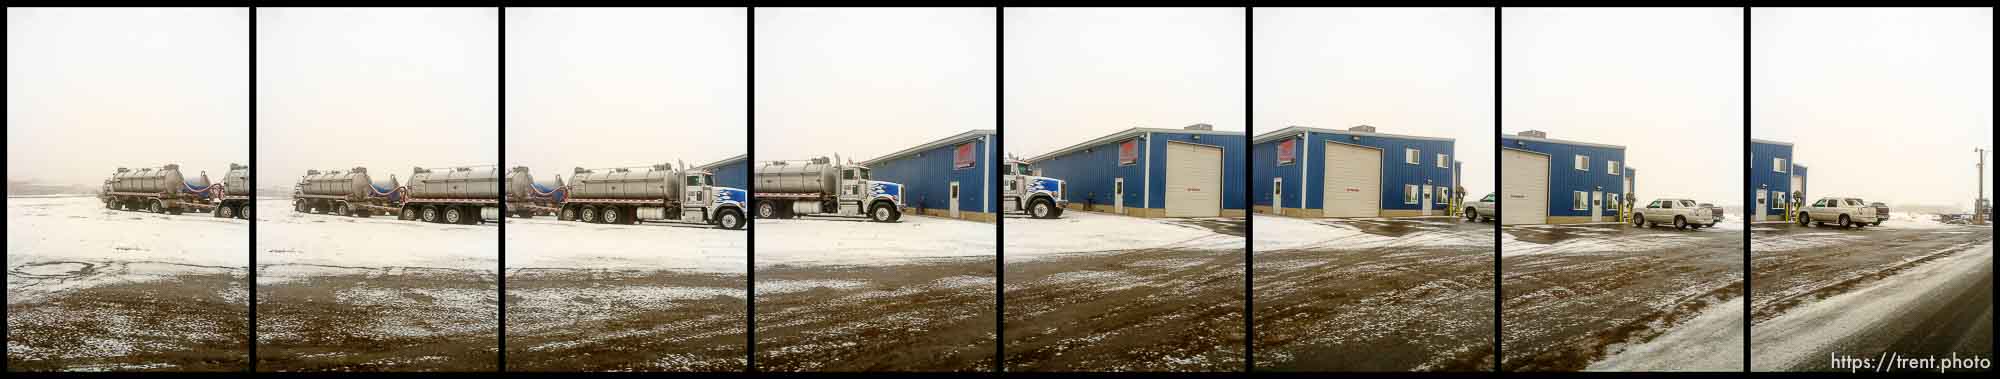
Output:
[
  {"xmin": 1482, "ymin": 193, "xmax": 1495, "ymax": 202},
  {"xmin": 857, "ymin": 168, "xmax": 870, "ymax": 180},
  {"xmin": 703, "ymin": 174, "xmax": 716, "ymax": 186}
]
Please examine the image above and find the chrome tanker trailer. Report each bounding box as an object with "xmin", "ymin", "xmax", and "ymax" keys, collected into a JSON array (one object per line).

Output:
[
  {"xmin": 213, "ymin": 163, "xmax": 252, "ymax": 219},
  {"xmin": 100, "ymin": 164, "xmax": 221, "ymax": 215},
  {"xmin": 752, "ymin": 156, "xmax": 904, "ymax": 222},
  {"xmin": 402, "ymin": 165, "xmax": 500, "ymax": 224},
  {"xmin": 559, "ymin": 162, "xmax": 747, "ymax": 229},
  {"xmin": 504, "ymin": 166, "xmax": 566, "ymax": 218},
  {"xmin": 292, "ymin": 167, "xmax": 401, "ymax": 218}
]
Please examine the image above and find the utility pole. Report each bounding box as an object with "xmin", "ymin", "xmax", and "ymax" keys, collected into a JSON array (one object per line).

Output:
[{"xmin": 1978, "ymin": 148, "xmax": 1988, "ymax": 225}]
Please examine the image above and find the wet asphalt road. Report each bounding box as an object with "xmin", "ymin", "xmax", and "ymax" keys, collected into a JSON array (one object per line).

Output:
[{"xmin": 1750, "ymin": 221, "xmax": 1993, "ymax": 372}]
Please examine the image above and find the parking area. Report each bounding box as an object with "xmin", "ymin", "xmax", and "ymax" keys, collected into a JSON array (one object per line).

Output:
[
  {"xmin": 253, "ymin": 199, "xmax": 497, "ymax": 371},
  {"xmin": 1500, "ymin": 221, "xmax": 1743, "ymax": 371},
  {"xmin": 1749, "ymin": 214, "xmax": 1993, "ymax": 371},
  {"xmin": 1002, "ymin": 211, "xmax": 1246, "ymax": 372},
  {"xmin": 751, "ymin": 215, "xmax": 995, "ymax": 371},
  {"xmin": 502, "ymin": 216, "xmax": 746, "ymax": 372},
  {"xmin": 7, "ymin": 196, "xmax": 249, "ymax": 371},
  {"xmin": 1251, "ymin": 215, "xmax": 1495, "ymax": 372}
]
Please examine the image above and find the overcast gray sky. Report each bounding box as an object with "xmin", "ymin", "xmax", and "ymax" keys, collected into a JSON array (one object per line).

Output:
[
  {"xmin": 754, "ymin": 8, "xmax": 994, "ymax": 163},
  {"xmin": 8, "ymin": 8, "xmax": 248, "ymax": 187},
  {"xmin": 256, "ymin": 8, "xmax": 498, "ymax": 189},
  {"xmin": 1254, "ymin": 7, "xmax": 1494, "ymax": 195},
  {"xmin": 506, "ymin": 8, "xmax": 746, "ymax": 180},
  {"xmin": 1503, "ymin": 8, "xmax": 1745, "ymax": 206},
  {"xmin": 1005, "ymin": 7, "xmax": 1245, "ymax": 159},
  {"xmin": 1753, "ymin": 8, "xmax": 1993, "ymax": 209}
]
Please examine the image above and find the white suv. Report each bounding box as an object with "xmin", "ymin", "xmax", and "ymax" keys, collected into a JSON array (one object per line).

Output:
[
  {"xmin": 1465, "ymin": 192, "xmax": 1497, "ymax": 222},
  {"xmin": 1798, "ymin": 196, "xmax": 1881, "ymax": 228},
  {"xmin": 1632, "ymin": 198, "xmax": 1718, "ymax": 230}
]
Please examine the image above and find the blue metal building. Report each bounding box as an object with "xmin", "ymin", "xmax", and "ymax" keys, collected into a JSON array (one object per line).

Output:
[
  {"xmin": 1250, "ymin": 125, "xmax": 1458, "ymax": 218},
  {"xmin": 1500, "ymin": 131, "xmax": 1633, "ymax": 224},
  {"xmin": 699, "ymin": 154, "xmax": 749, "ymax": 190},
  {"xmin": 1026, "ymin": 124, "xmax": 1244, "ymax": 218},
  {"xmin": 1749, "ymin": 138, "xmax": 1805, "ymax": 221},
  {"xmin": 861, "ymin": 129, "xmax": 996, "ymax": 222}
]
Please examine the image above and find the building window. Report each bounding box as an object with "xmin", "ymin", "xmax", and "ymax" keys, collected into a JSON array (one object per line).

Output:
[
  {"xmin": 1773, "ymin": 157, "xmax": 1787, "ymax": 173},
  {"xmin": 1574, "ymin": 155, "xmax": 1590, "ymax": 171},
  {"xmin": 1573, "ymin": 191, "xmax": 1589, "ymax": 210},
  {"xmin": 1405, "ymin": 184, "xmax": 1420, "ymax": 204},
  {"xmin": 1607, "ymin": 160, "xmax": 1621, "ymax": 176},
  {"xmin": 1437, "ymin": 187, "xmax": 1450, "ymax": 204},
  {"xmin": 1435, "ymin": 153, "xmax": 1449, "ymax": 168},
  {"xmin": 1405, "ymin": 148, "xmax": 1420, "ymax": 165},
  {"xmin": 1608, "ymin": 194, "xmax": 1621, "ymax": 211},
  {"xmin": 1773, "ymin": 192, "xmax": 1787, "ymax": 209}
]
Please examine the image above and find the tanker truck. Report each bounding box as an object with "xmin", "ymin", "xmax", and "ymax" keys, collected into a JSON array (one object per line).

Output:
[
  {"xmin": 558, "ymin": 163, "xmax": 748, "ymax": 229},
  {"xmin": 504, "ymin": 166, "xmax": 565, "ymax": 218},
  {"xmin": 292, "ymin": 167, "xmax": 402, "ymax": 218},
  {"xmin": 752, "ymin": 156, "xmax": 904, "ymax": 222},
  {"xmin": 100, "ymin": 164, "xmax": 224, "ymax": 216},
  {"xmin": 213, "ymin": 163, "xmax": 252, "ymax": 219},
  {"xmin": 401, "ymin": 165, "xmax": 500, "ymax": 224},
  {"xmin": 1002, "ymin": 158, "xmax": 1067, "ymax": 219}
]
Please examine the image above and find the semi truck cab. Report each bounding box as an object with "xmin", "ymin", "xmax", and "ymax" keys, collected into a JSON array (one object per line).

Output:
[
  {"xmin": 1002, "ymin": 159, "xmax": 1067, "ymax": 219},
  {"xmin": 680, "ymin": 170, "xmax": 749, "ymax": 229}
]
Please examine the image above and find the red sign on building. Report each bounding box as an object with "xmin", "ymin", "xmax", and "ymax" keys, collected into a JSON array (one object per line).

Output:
[
  {"xmin": 1277, "ymin": 138, "xmax": 1296, "ymax": 165},
  {"xmin": 954, "ymin": 142, "xmax": 976, "ymax": 169},
  {"xmin": 1118, "ymin": 139, "xmax": 1138, "ymax": 165}
]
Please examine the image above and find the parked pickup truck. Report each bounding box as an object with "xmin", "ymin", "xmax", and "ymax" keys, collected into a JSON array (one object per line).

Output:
[
  {"xmin": 1868, "ymin": 202, "xmax": 1890, "ymax": 226},
  {"xmin": 1464, "ymin": 192, "xmax": 1497, "ymax": 222},
  {"xmin": 1632, "ymin": 198, "xmax": 1719, "ymax": 230},
  {"xmin": 1796, "ymin": 196, "xmax": 1881, "ymax": 228},
  {"xmin": 1699, "ymin": 202, "xmax": 1725, "ymax": 223}
]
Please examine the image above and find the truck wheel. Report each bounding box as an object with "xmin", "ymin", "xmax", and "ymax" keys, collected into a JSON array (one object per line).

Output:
[
  {"xmin": 218, "ymin": 205, "xmax": 235, "ymax": 218},
  {"xmin": 106, "ymin": 200, "xmax": 117, "ymax": 210},
  {"xmin": 1031, "ymin": 198, "xmax": 1056, "ymax": 219},
  {"xmin": 602, "ymin": 206, "xmax": 624, "ymax": 224},
  {"xmin": 1838, "ymin": 215, "xmax": 1851, "ymax": 228},
  {"xmin": 1632, "ymin": 213, "xmax": 1645, "ymax": 227},
  {"xmin": 167, "ymin": 206, "xmax": 182, "ymax": 215},
  {"xmin": 756, "ymin": 202, "xmax": 777, "ymax": 219},
  {"xmin": 149, "ymin": 200, "xmax": 164, "ymax": 214},
  {"xmin": 1465, "ymin": 208, "xmax": 1477, "ymax": 222},
  {"xmin": 1797, "ymin": 213, "xmax": 1810, "ymax": 226},
  {"xmin": 1674, "ymin": 216, "xmax": 1687, "ymax": 230},
  {"xmin": 401, "ymin": 207, "xmax": 418, "ymax": 220},
  {"xmin": 421, "ymin": 206, "xmax": 440, "ymax": 223},
  {"xmin": 335, "ymin": 203, "xmax": 351, "ymax": 217},
  {"xmin": 717, "ymin": 208, "xmax": 745, "ymax": 230},
  {"xmin": 444, "ymin": 206, "xmax": 465, "ymax": 224},
  {"xmin": 869, "ymin": 203, "xmax": 895, "ymax": 222},
  {"xmin": 581, "ymin": 206, "xmax": 600, "ymax": 223},
  {"xmin": 295, "ymin": 200, "xmax": 306, "ymax": 213},
  {"xmin": 560, "ymin": 206, "xmax": 577, "ymax": 221},
  {"xmin": 241, "ymin": 205, "xmax": 251, "ymax": 220},
  {"xmin": 1872, "ymin": 221, "xmax": 1882, "ymax": 226}
]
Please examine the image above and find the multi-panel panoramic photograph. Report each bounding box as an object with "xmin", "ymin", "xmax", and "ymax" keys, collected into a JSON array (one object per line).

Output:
[{"xmin": 7, "ymin": 6, "xmax": 1992, "ymax": 374}]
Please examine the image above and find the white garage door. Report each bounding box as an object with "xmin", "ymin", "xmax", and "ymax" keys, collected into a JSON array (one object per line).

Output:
[
  {"xmin": 1321, "ymin": 142, "xmax": 1381, "ymax": 218},
  {"xmin": 1789, "ymin": 174, "xmax": 1803, "ymax": 199},
  {"xmin": 1501, "ymin": 149, "xmax": 1549, "ymax": 225},
  {"xmin": 1164, "ymin": 141, "xmax": 1222, "ymax": 217}
]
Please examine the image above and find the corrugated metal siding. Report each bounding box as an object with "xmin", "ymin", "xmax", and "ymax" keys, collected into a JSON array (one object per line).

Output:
[
  {"xmin": 1250, "ymin": 138, "xmax": 1302, "ymax": 208},
  {"xmin": 711, "ymin": 160, "xmax": 750, "ymax": 190},
  {"xmin": 1501, "ymin": 135, "xmax": 1627, "ymax": 217},
  {"xmin": 1253, "ymin": 132, "xmax": 1455, "ymax": 211},
  {"xmin": 868, "ymin": 134, "xmax": 992, "ymax": 213},
  {"xmin": 1749, "ymin": 141, "xmax": 1793, "ymax": 216},
  {"xmin": 1035, "ymin": 136, "xmax": 1149, "ymax": 210},
  {"xmin": 1146, "ymin": 132, "xmax": 1245, "ymax": 210}
]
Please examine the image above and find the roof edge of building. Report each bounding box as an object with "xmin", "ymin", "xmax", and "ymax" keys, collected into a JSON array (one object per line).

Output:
[
  {"xmin": 1749, "ymin": 138, "xmax": 1794, "ymax": 146},
  {"xmin": 860, "ymin": 129, "xmax": 998, "ymax": 166},
  {"xmin": 697, "ymin": 154, "xmax": 749, "ymax": 169},
  {"xmin": 1027, "ymin": 127, "xmax": 1244, "ymax": 163},
  {"xmin": 1252, "ymin": 126, "xmax": 1457, "ymax": 144},
  {"xmin": 1501, "ymin": 134, "xmax": 1627, "ymax": 150}
]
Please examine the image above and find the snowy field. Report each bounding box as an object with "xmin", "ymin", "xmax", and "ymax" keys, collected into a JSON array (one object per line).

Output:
[
  {"xmin": 1004, "ymin": 211, "xmax": 1241, "ymax": 260},
  {"xmin": 8, "ymin": 195, "xmax": 249, "ymax": 371},
  {"xmin": 504, "ymin": 216, "xmax": 744, "ymax": 273},
  {"xmin": 1253, "ymin": 215, "xmax": 1488, "ymax": 252},
  {"xmin": 754, "ymin": 214, "xmax": 993, "ymax": 267},
  {"xmin": 256, "ymin": 198, "xmax": 495, "ymax": 274}
]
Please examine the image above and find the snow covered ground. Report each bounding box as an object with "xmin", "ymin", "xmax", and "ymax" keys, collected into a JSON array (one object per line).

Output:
[
  {"xmin": 1503, "ymin": 223, "xmax": 1733, "ymax": 258},
  {"xmin": 1587, "ymin": 297, "xmax": 1745, "ymax": 371},
  {"xmin": 1252, "ymin": 215, "xmax": 1485, "ymax": 252},
  {"xmin": 256, "ymin": 198, "xmax": 495, "ymax": 274},
  {"xmin": 754, "ymin": 215, "xmax": 993, "ymax": 268},
  {"xmin": 1753, "ymin": 242, "xmax": 1993, "ymax": 371},
  {"xmin": 7, "ymin": 195, "xmax": 247, "ymax": 302},
  {"xmin": 1003, "ymin": 211, "xmax": 1241, "ymax": 260},
  {"xmin": 504, "ymin": 217, "xmax": 744, "ymax": 273}
]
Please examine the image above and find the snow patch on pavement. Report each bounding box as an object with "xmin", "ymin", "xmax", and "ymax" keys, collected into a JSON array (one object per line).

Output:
[
  {"xmin": 1005, "ymin": 211, "xmax": 1240, "ymax": 260},
  {"xmin": 7, "ymin": 196, "xmax": 248, "ymax": 300},
  {"xmin": 1587, "ymin": 297, "xmax": 1745, "ymax": 371},
  {"xmin": 754, "ymin": 215, "xmax": 993, "ymax": 268},
  {"xmin": 256, "ymin": 199, "xmax": 496, "ymax": 271},
  {"xmin": 504, "ymin": 217, "xmax": 744, "ymax": 274},
  {"xmin": 1751, "ymin": 242, "xmax": 1994, "ymax": 371}
]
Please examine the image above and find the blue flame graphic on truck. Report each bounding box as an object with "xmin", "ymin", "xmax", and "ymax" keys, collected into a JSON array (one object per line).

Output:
[
  {"xmin": 869, "ymin": 181, "xmax": 902, "ymax": 202},
  {"xmin": 716, "ymin": 187, "xmax": 747, "ymax": 206}
]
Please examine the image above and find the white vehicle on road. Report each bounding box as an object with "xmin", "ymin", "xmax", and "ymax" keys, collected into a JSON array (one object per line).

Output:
[
  {"xmin": 1632, "ymin": 198, "xmax": 1718, "ymax": 230},
  {"xmin": 1464, "ymin": 192, "xmax": 1497, "ymax": 222},
  {"xmin": 1797, "ymin": 196, "xmax": 1881, "ymax": 228}
]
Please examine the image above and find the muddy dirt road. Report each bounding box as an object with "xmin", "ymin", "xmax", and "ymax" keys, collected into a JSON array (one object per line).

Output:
[
  {"xmin": 753, "ymin": 260, "xmax": 996, "ymax": 372},
  {"xmin": 1750, "ymin": 221, "xmax": 1993, "ymax": 372},
  {"xmin": 1501, "ymin": 222, "xmax": 1743, "ymax": 372},
  {"xmin": 1252, "ymin": 217, "xmax": 1494, "ymax": 372}
]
